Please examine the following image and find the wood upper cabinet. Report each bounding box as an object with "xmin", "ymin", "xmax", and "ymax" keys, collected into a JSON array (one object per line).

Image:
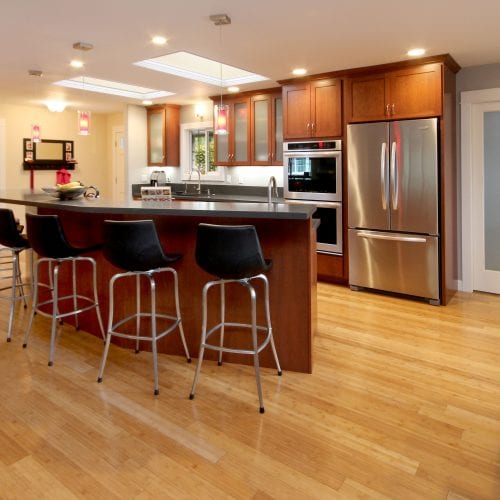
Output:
[
  {"xmin": 146, "ymin": 104, "xmax": 180, "ymax": 166},
  {"xmin": 250, "ymin": 92, "xmax": 283, "ymax": 165},
  {"xmin": 283, "ymin": 78, "xmax": 342, "ymax": 140},
  {"xmin": 214, "ymin": 97, "xmax": 251, "ymax": 166},
  {"xmin": 347, "ymin": 63, "xmax": 442, "ymax": 122},
  {"xmin": 213, "ymin": 89, "xmax": 282, "ymax": 166}
]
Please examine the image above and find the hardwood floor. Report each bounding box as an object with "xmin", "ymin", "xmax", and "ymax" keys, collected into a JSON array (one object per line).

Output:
[{"xmin": 0, "ymin": 282, "xmax": 499, "ymax": 499}]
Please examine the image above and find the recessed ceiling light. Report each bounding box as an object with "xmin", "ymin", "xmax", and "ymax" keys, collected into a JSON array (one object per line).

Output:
[
  {"xmin": 227, "ymin": 86, "xmax": 240, "ymax": 93},
  {"xmin": 142, "ymin": 100, "xmax": 153, "ymax": 105},
  {"xmin": 53, "ymin": 76, "xmax": 174, "ymax": 100},
  {"xmin": 152, "ymin": 35, "xmax": 167, "ymax": 45},
  {"xmin": 70, "ymin": 60, "xmax": 84, "ymax": 69},
  {"xmin": 407, "ymin": 48, "xmax": 426, "ymax": 57},
  {"xmin": 134, "ymin": 51, "xmax": 269, "ymax": 87},
  {"xmin": 292, "ymin": 68, "xmax": 307, "ymax": 76}
]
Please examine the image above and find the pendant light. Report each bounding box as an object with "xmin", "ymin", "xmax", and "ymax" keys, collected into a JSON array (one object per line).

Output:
[
  {"xmin": 210, "ymin": 14, "xmax": 231, "ymax": 135},
  {"xmin": 28, "ymin": 69, "xmax": 43, "ymax": 143},
  {"xmin": 73, "ymin": 41, "xmax": 93, "ymax": 135},
  {"xmin": 78, "ymin": 109, "xmax": 91, "ymax": 135}
]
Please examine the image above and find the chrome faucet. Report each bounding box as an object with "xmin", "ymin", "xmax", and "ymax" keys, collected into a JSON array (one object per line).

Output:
[
  {"xmin": 190, "ymin": 167, "xmax": 202, "ymax": 194},
  {"xmin": 267, "ymin": 176, "xmax": 278, "ymax": 203}
]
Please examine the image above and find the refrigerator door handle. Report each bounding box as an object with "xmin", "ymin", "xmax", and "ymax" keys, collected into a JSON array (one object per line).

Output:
[
  {"xmin": 356, "ymin": 231, "xmax": 427, "ymax": 243},
  {"xmin": 390, "ymin": 141, "xmax": 398, "ymax": 210},
  {"xmin": 380, "ymin": 142, "xmax": 388, "ymax": 210}
]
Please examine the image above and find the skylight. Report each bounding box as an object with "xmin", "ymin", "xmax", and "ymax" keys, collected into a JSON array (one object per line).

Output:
[
  {"xmin": 134, "ymin": 51, "xmax": 269, "ymax": 87},
  {"xmin": 53, "ymin": 76, "xmax": 174, "ymax": 99}
]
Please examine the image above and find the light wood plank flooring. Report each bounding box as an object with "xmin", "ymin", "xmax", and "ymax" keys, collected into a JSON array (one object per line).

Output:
[{"xmin": 0, "ymin": 283, "xmax": 499, "ymax": 499}]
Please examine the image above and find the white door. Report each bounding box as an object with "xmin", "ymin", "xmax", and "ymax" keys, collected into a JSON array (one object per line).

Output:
[
  {"xmin": 462, "ymin": 90, "xmax": 500, "ymax": 293},
  {"xmin": 112, "ymin": 127, "xmax": 126, "ymax": 198}
]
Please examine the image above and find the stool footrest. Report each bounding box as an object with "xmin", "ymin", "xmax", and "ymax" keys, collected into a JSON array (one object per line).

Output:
[
  {"xmin": 203, "ymin": 321, "xmax": 273, "ymax": 355},
  {"xmin": 109, "ymin": 313, "xmax": 182, "ymax": 342}
]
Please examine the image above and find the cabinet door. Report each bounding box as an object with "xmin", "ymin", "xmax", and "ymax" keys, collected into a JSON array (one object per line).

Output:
[
  {"xmin": 147, "ymin": 107, "xmax": 166, "ymax": 166},
  {"xmin": 164, "ymin": 105, "xmax": 180, "ymax": 166},
  {"xmin": 387, "ymin": 64, "xmax": 442, "ymax": 119},
  {"xmin": 271, "ymin": 96, "xmax": 283, "ymax": 165},
  {"xmin": 348, "ymin": 74, "xmax": 387, "ymax": 122},
  {"xmin": 283, "ymin": 83, "xmax": 311, "ymax": 139},
  {"xmin": 311, "ymin": 79, "xmax": 342, "ymax": 138},
  {"xmin": 233, "ymin": 99, "xmax": 250, "ymax": 164},
  {"xmin": 251, "ymin": 95, "xmax": 271, "ymax": 165}
]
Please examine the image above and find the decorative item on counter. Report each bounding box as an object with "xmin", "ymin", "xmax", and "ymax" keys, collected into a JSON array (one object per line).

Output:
[
  {"xmin": 31, "ymin": 124, "xmax": 41, "ymax": 143},
  {"xmin": 42, "ymin": 181, "xmax": 86, "ymax": 200},
  {"xmin": 77, "ymin": 110, "xmax": 91, "ymax": 135},
  {"xmin": 141, "ymin": 186, "xmax": 172, "ymax": 201},
  {"xmin": 56, "ymin": 168, "xmax": 71, "ymax": 185},
  {"xmin": 84, "ymin": 185, "xmax": 100, "ymax": 198}
]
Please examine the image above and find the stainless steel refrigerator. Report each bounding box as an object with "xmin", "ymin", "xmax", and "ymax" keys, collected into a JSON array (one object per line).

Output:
[{"xmin": 347, "ymin": 118, "xmax": 440, "ymax": 304}]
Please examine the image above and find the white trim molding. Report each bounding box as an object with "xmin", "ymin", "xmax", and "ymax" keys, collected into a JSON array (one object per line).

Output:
[
  {"xmin": 460, "ymin": 87, "xmax": 500, "ymax": 292},
  {"xmin": 180, "ymin": 120, "xmax": 224, "ymax": 182}
]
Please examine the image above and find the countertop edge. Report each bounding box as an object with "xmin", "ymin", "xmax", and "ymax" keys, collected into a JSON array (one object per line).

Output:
[{"xmin": 0, "ymin": 190, "xmax": 316, "ymax": 220}]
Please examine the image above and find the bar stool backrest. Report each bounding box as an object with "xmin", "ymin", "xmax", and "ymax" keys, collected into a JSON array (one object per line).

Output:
[
  {"xmin": 0, "ymin": 209, "xmax": 29, "ymax": 249},
  {"xmin": 26, "ymin": 214, "xmax": 77, "ymax": 258},
  {"xmin": 103, "ymin": 219, "xmax": 178, "ymax": 272},
  {"xmin": 195, "ymin": 223, "xmax": 271, "ymax": 280}
]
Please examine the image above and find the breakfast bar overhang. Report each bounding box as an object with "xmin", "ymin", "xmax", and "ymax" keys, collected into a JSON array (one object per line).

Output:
[{"xmin": 0, "ymin": 190, "xmax": 317, "ymax": 373}]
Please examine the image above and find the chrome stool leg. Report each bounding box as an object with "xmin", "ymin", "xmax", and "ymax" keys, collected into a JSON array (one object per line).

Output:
[
  {"xmin": 170, "ymin": 268, "xmax": 191, "ymax": 363},
  {"xmin": 135, "ymin": 274, "xmax": 141, "ymax": 353},
  {"xmin": 260, "ymin": 274, "xmax": 282, "ymax": 375},
  {"xmin": 245, "ymin": 281, "xmax": 265, "ymax": 413},
  {"xmin": 218, "ymin": 282, "xmax": 225, "ymax": 366},
  {"xmin": 97, "ymin": 273, "xmax": 118, "ymax": 384},
  {"xmin": 48, "ymin": 262, "xmax": 61, "ymax": 367},
  {"xmin": 189, "ymin": 280, "xmax": 212, "ymax": 400},
  {"xmin": 149, "ymin": 274, "xmax": 160, "ymax": 396},
  {"xmin": 23, "ymin": 258, "xmax": 40, "ymax": 348}
]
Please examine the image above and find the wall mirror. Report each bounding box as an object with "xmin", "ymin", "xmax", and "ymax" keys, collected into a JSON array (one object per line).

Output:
[{"xmin": 23, "ymin": 138, "xmax": 76, "ymax": 170}]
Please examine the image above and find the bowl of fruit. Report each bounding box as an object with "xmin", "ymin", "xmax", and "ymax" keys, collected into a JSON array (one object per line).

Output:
[{"xmin": 42, "ymin": 182, "xmax": 87, "ymax": 200}]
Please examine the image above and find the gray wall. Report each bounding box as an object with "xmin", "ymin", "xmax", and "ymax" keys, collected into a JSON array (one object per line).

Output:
[{"xmin": 457, "ymin": 63, "xmax": 500, "ymax": 93}]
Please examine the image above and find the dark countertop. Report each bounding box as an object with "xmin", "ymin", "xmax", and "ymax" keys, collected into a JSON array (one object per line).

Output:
[{"xmin": 0, "ymin": 189, "xmax": 316, "ymax": 220}]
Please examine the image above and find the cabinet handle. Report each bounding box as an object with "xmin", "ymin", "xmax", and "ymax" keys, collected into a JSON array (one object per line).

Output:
[
  {"xmin": 385, "ymin": 104, "xmax": 390, "ymax": 116},
  {"xmin": 268, "ymin": 153, "xmax": 271, "ymax": 160},
  {"xmin": 312, "ymin": 122, "xmax": 315, "ymax": 132},
  {"xmin": 391, "ymin": 103, "xmax": 395, "ymax": 115},
  {"xmin": 307, "ymin": 122, "xmax": 310, "ymax": 131}
]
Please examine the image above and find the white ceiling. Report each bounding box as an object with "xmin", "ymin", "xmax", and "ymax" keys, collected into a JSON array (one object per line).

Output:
[{"xmin": 2, "ymin": 0, "xmax": 500, "ymax": 113}]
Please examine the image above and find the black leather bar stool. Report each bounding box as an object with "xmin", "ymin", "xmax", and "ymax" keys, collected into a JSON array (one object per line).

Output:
[
  {"xmin": 23, "ymin": 213, "xmax": 105, "ymax": 366},
  {"xmin": 189, "ymin": 223, "xmax": 282, "ymax": 413},
  {"xmin": 0, "ymin": 209, "xmax": 30, "ymax": 342},
  {"xmin": 97, "ymin": 220, "xmax": 191, "ymax": 396}
]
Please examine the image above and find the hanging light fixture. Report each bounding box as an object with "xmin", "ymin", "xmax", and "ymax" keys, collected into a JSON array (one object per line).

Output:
[
  {"xmin": 31, "ymin": 124, "xmax": 41, "ymax": 143},
  {"xmin": 77, "ymin": 110, "xmax": 91, "ymax": 135},
  {"xmin": 28, "ymin": 69, "xmax": 43, "ymax": 142},
  {"xmin": 210, "ymin": 14, "xmax": 231, "ymax": 135},
  {"xmin": 73, "ymin": 41, "xmax": 93, "ymax": 136}
]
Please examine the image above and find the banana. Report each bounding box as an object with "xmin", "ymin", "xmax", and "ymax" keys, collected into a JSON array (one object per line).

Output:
[{"xmin": 56, "ymin": 181, "xmax": 82, "ymax": 191}]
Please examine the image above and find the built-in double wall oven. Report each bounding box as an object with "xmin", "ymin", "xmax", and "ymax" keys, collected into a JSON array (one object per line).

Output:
[{"xmin": 283, "ymin": 140, "xmax": 343, "ymax": 255}]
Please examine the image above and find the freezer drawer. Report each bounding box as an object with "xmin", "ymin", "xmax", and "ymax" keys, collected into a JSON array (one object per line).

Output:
[{"xmin": 348, "ymin": 229, "xmax": 440, "ymax": 302}]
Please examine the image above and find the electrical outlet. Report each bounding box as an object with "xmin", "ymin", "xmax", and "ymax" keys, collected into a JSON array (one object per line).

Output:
[
  {"xmin": 141, "ymin": 174, "xmax": 148, "ymax": 182},
  {"xmin": 238, "ymin": 176, "xmax": 245, "ymax": 184},
  {"xmin": 226, "ymin": 175, "xmax": 232, "ymax": 184}
]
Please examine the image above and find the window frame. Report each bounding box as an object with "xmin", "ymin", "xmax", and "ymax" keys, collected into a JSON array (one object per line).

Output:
[{"xmin": 180, "ymin": 121, "xmax": 224, "ymax": 181}]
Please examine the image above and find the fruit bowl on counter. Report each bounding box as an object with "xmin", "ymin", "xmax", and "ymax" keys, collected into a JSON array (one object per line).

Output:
[{"xmin": 42, "ymin": 182, "xmax": 87, "ymax": 200}]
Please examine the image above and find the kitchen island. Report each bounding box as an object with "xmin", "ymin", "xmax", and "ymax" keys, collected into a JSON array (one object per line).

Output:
[{"xmin": 0, "ymin": 190, "xmax": 317, "ymax": 373}]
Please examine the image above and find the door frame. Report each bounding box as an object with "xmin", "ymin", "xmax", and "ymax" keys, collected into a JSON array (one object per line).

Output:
[
  {"xmin": 460, "ymin": 87, "xmax": 500, "ymax": 292},
  {"xmin": 111, "ymin": 125, "xmax": 125, "ymax": 198}
]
